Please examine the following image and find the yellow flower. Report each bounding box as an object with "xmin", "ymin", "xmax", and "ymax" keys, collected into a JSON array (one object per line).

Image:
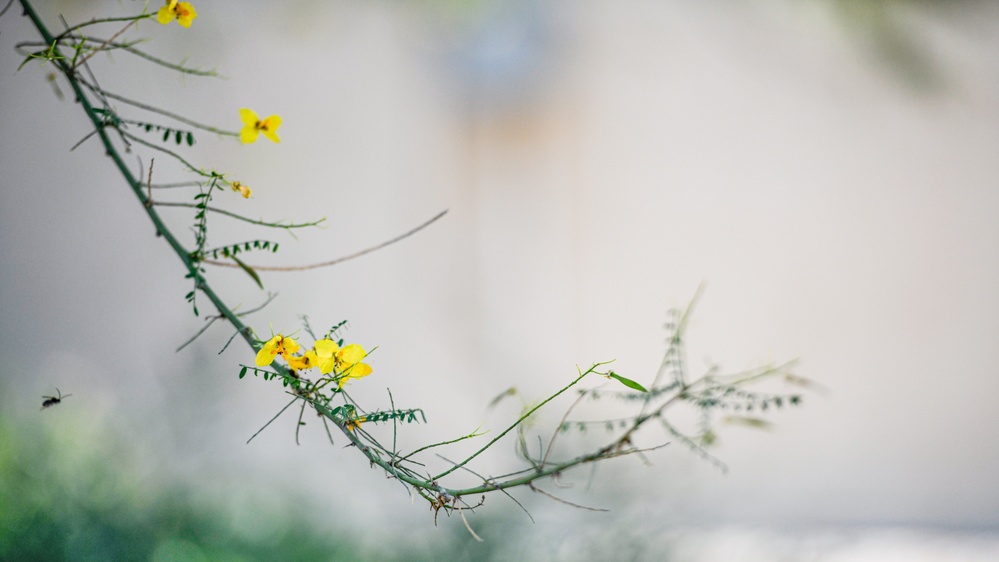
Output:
[
  {"xmin": 255, "ymin": 334, "xmax": 300, "ymax": 366},
  {"xmin": 314, "ymin": 339, "xmax": 373, "ymax": 387},
  {"xmin": 230, "ymin": 181, "xmax": 251, "ymax": 198},
  {"xmin": 286, "ymin": 350, "xmax": 318, "ymax": 371},
  {"xmin": 239, "ymin": 108, "xmax": 282, "ymax": 144},
  {"xmin": 346, "ymin": 416, "xmax": 366, "ymax": 432},
  {"xmin": 157, "ymin": 1, "xmax": 198, "ymax": 28}
]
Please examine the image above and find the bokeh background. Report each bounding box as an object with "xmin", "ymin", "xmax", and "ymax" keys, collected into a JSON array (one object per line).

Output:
[{"xmin": 2, "ymin": 1, "xmax": 998, "ymax": 560}]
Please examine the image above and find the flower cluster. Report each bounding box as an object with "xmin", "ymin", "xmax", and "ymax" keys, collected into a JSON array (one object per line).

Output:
[
  {"xmin": 156, "ymin": 0, "xmax": 198, "ymax": 28},
  {"xmin": 255, "ymin": 334, "xmax": 372, "ymax": 388}
]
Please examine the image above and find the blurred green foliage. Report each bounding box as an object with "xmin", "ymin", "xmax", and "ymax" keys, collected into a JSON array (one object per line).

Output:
[{"xmin": 0, "ymin": 413, "xmax": 411, "ymax": 562}]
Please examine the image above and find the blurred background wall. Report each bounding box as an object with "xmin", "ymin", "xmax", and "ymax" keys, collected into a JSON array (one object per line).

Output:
[{"xmin": 1, "ymin": 1, "xmax": 998, "ymax": 559}]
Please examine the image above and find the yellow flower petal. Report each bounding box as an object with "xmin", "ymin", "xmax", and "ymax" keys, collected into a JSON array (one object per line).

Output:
[
  {"xmin": 240, "ymin": 125, "xmax": 259, "ymax": 144},
  {"xmin": 337, "ymin": 363, "xmax": 372, "ymax": 389},
  {"xmin": 260, "ymin": 115, "xmax": 282, "ymax": 143},
  {"xmin": 318, "ymin": 358, "xmax": 337, "ymax": 375},
  {"xmin": 260, "ymin": 115, "xmax": 281, "ymax": 130},
  {"xmin": 338, "ymin": 343, "xmax": 366, "ymax": 365},
  {"xmin": 315, "ymin": 339, "xmax": 340, "ymax": 374},
  {"xmin": 176, "ymin": 2, "xmax": 198, "ymax": 27},
  {"xmin": 255, "ymin": 335, "xmax": 282, "ymax": 366},
  {"xmin": 314, "ymin": 339, "xmax": 340, "ymax": 358},
  {"xmin": 239, "ymin": 108, "xmax": 259, "ymax": 126},
  {"xmin": 346, "ymin": 416, "xmax": 365, "ymax": 432},
  {"xmin": 156, "ymin": 5, "xmax": 175, "ymax": 25},
  {"xmin": 345, "ymin": 362, "xmax": 372, "ymax": 379},
  {"xmin": 280, "ymin": 336, "xmax": 301, "ymax": 357}
]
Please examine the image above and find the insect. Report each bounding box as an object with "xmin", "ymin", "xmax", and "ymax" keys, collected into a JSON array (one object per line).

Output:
[{"xmin": 41, "ymin": 388, "xmax": 72, "ymax": 410}]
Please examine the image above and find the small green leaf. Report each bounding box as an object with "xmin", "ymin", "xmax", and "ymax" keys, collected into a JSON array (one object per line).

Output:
[
  {"xmin": 187, "ymin": 131, "xmax": 195, "ymax": 146},
  {"xmin": 17, "ymin": 52, "xmax": 44, "ymax": 72},
  {"xmin": 175, "ymin": 130, "xmax": 183, "ymax": 145},
  {"xmin": 609, "ymin": 372, "xmax": 648, "ymax": 392},
  {"xmin": 162, "ymin": 129, "xmax": 170, "ymax": 142},
  {"xmin": 145, "ymin": 124, "xmax": 153, "ymax": 132},
  {"xmin": 239, "ymin": 366, "xmax": 247, "ymax": 379},
  {"xmin": 231, "ymin": 255, "xmax": 264, "ymax": 289},
  {"xmin": 722, "ymin": 416, "xmax": 773, "ymax": 430}
]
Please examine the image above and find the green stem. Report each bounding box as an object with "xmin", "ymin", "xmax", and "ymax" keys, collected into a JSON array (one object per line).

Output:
[
  {"xmin": 81, "ymin": 80, "xmax": 239, "ymax": 137},
  {"xmin": 154, "ymin": 201, "xmax": 326, "ymax": 229},
  {"xmin": 53, "ymin": 13, "xmax": 153, "ymax": 41},
  {"xmin": 432, "ymin": 365, "xmax": 597, "ymax": 481},
  {"xmin": 74, "ymin": 36, "xmax": 218, "ymax": 76}
]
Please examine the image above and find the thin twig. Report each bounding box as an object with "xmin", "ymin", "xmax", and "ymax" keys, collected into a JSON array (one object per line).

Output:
[
  {"xmin": 295, "ymin": 399, "xmax": 308, "ymax": 445},
  {"xmin": 437, "ymin": 454, "xmax": 535, "ymax": 523},
  {"xmin": 397, "ymin": 427, "xmax": 485, "ymax": 464},
  {"xmin": 32, "ymin": 35, "xmax": 219, "ymax": 76},
  {"xmin": 218, "ymin": 329, "xmax": 241, "ymax": 355},
  {"xmin": 69, "ymin": 128, "xmax": 100, "ymax": 151},
  {"xmin": 389, "ymin": 388, "xmax": 398, "ymax": 461},
  {"xmin": 149, "ymin": 181, "xmax": 202, "ymax": 189},
  {"xmin": 121, "ymin": 131, "xmax": 202, "ymax": 174},
  {"xmin": 175, "ymin": 316, "xmax": 220, "ymax": 352},
  {"xmin": 528, "ymin": 483, "xmax": 608, "ymax": 512},
  {"xmin": 0, "ymin": 0, "xmax": 15, "ymax": 18},
  {"xmin": 176, "ymin": 293, "xmax": 276, "ymax": 353},
  {"xmin": 201, "ymin": 210, "xmax": 448, "ymax": 271},
  {"xmin": 542, "ymin": 388, "xmax": 589, "ymax": 468},
  {"xmin": 153, "ymin": 201, "xmax": 326, "ymax": 230},
  {"xmin": 87, "ymin": 84, "xmax": 238, "ymax": 137},
  {"xmin": 247, "ymin": 397, "xmax": 298, "ymax": 444},
  {"xmin": 458, "ymin": 505, "xmax": 484, "ymax": 542},
  {"xmin": 145, "ymin": 157, "xmax": 154, "ymax": 207},
  {"xmin": 321, "ymin": 415, "xmax": 336, "ymax": 446},
  {"xmin": 52, "ymin": 13, "xmax": 153, "ymax": 42},
  {"xmin": 72, "ymin": 17, "xmax": 135, "ymax": 70},
  {"xmin": 433, "ymin": 365, "xmax": 602, "ymax": 481}
]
